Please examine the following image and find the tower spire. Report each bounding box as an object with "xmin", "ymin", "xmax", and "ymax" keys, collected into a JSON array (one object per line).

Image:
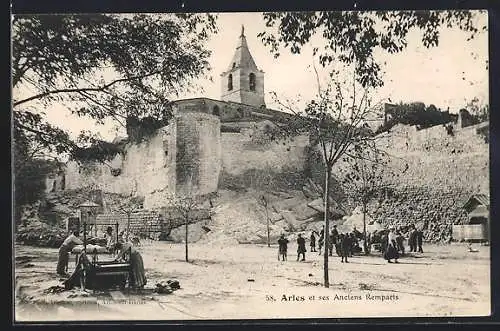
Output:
[{"xmin": 220, "ymin": 25, "xmax": 265, "ymax": 108}]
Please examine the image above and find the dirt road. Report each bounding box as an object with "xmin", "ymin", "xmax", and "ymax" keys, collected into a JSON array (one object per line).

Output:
[{"xmin": 14, "ymin": 241, "xmax": 490, "ymax": 321}]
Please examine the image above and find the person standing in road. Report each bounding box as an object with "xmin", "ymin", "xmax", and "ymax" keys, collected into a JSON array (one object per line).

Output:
[
  {"xmin": 384, "ymin": 227, "xmax": 400, "ymax": 263},
  {"xmin": 310, "ymin": 231, "xmax": 317, "ymax": 252},
  {"xmin": 318, "ymin": 226, "xmax": 325, "ymax": 256},
  {"xmin": 297, "ymin": 234, "xmax": 306, "ymax": 262},
  {"xmin": 329, "ymin": 225, "xmax": 339, "ymax": 256},
  {"xmin": 278, "ymin": 234, "xmax": 289, "ymax": 261},
  {"xmin": 416, "ymin": 228, "xmax": 424, "ymax": 253},
  {"xmin": 340, "ymin": 233, "xmax": 351, "ymax": 263},
  {"xmin": 395, "ymin": 229, "xmax": 405, "ymax": 256},
  {"xmin": 409, "ymin": 224, "xmax": 417, "ymax": 252}
]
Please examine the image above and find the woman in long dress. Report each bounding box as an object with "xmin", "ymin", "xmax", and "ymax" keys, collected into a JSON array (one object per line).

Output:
[
  {"xmin": 383, "ymin": 228, "xmax": 400, "ymax": 263},
  {"xmin": 114, "ymin": 241, "xmax": 147, "ymax": 289}
]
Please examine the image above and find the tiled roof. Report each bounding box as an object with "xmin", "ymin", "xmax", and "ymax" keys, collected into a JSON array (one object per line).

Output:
[{"xmin": 463, "ymin": 194, "xmax": 490, "ymax": 211}]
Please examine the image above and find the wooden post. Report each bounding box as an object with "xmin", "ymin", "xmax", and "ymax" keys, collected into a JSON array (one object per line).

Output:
[{"xmin": 83, "ymin": 222, "xmax": 87, "ymax": 252}]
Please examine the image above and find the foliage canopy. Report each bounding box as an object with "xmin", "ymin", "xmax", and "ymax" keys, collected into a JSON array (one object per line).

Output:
[
  {"xmin": 259, "ymin": 10, "xmax": 484, "ymax": 88},
  {"xmin": 12, "ymin": 13, "xmax": 217, "ymax": 156}
]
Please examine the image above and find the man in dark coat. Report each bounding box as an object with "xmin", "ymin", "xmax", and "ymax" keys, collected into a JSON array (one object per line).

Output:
[
  {"xmin": 408, "ymin": 225, "xmax": 417, "ymax": 252},
  {"xmin": 297, "ymin": 234, "xmax": 306, "ymax": 261},
  {"xmin": 349, "ymin": 233, "xmax": 358, "ymax": 256},
  {"xmin": 340, "ymin": 233, "xmax": 351, "ymax": 263},
  {"xmin": 278, "ymin": 234, "xmax": 289, "ymax": 261},
  {"xmin": 310, "ymin": 231, "xmax": 317, "ymax": 252},
  {"xmin": 328, "ymin": 232, "xmax": 334, "ymax": 256},
  {"xmin": 416, "ymin": 228, "xmax": 424, "ymax": 253}
]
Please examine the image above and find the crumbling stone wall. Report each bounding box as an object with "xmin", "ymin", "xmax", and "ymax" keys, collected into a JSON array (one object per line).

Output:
[
  {"xmin": 220, "ymin": 127, "xmax": 309, "ymax": 176},
  {"xmin": 58, "ymin": 100, "xmax": 488, "ymax": 244},
  {"xmin": 64, "ymin": 124, "xmax": 176, "ymax": 209},
  {"xmin": 376, "ymin": 123, "xmax": 489, "ymax": 192}
]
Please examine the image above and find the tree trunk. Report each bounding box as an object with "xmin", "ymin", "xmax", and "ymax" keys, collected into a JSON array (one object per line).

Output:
[
  {"xmin": 323, "ymin": 166, "xmax": 332, "ymax": 288},
  {"xmin": 363, "ymin": 201, "xmax": 368, "ymax": 255},
  {"xmin": 266, "ymin": 208, "xmax": 270, "ymax": 248},
  {"xmin": 185, "ymin": 216, "xmax": 189, "ymax": 262}
]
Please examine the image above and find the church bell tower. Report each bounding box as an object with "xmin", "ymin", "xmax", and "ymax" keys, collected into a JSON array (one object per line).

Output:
[{"xmin": 220, "ymin": 25, "xmax": 266, "ymax": 108}]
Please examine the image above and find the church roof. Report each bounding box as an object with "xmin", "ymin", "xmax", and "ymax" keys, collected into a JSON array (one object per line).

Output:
[{"xmin": 225, "ymin": 25, "xmax": 260, "ymax": 72}]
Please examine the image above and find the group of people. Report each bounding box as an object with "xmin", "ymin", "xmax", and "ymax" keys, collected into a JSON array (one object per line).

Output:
[
  {"xmin": 56, "ymin": 226, "xmax": 147, "ymax": 289},
  {"xmin": 312, "ymin": 225, "xmax": 364, "ymax": 263},
  {"xmin": 277, "ymin": 225, "xmax": 364, "ymax": 263},
  {"xmin": 277, "ymin": 223, "xmax": 425, "ymax": 264},
  {"xmin": 380, "ymin": 224, "xmax": 424, "ymax": 258},
  {"xmin": 408, "ymin": 224, "xmax": 424, "ymax": 253},
  {"xmin": 278, "ymin": 233, "xmax": 306, "ymax": 261}
]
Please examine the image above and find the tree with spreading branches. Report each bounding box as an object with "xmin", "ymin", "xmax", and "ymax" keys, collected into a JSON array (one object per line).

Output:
[
  {"xmin": 13, "ymin": 13, "xmax": 217, "ymax": 155},
  {"xmin": 259, "ymin": 10, "xmax": 485, "ymax": 89},
  {"xmin": 269, "ymin": 67, "xmax": 385, "ymax": 287},
  {"xmin": 259, "ymin": 9, "xmax": 483, "ymax": 288},
  {"xmin": 12, "ymin": 13, "xmax": 217, "ymax": 217},
  {"xmin": 339, "ymin": 143, "xmax": 399, "ymax": 255}
]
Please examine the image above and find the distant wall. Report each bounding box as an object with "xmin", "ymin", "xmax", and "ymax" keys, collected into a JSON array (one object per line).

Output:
[
  {"xmin": 376, "ymin": 123, "xmax": 489, "ymax": 192},
  {"xmin": 59, "ymin": 98, "xmax": 489, "ymax": 242},
  {"xmin": 360, "ymin": 122, "xmax": 489, "ymax": 242},
  {"xmin": 220, "ymin": 124, "xmax": 309, "ymax": 176}
]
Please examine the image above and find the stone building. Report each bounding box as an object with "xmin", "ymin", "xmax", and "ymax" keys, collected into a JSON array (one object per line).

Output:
[
  {"xmin": 452, "ymin": 194, "xmax": 490, "ymax": 242},
  {"xmin": 49, "ymin": 24, "xmax": 489, "ymax": 239},
  {"xmin": 60, "ymin": 26, "xmax": 309, "ymax": 209}
]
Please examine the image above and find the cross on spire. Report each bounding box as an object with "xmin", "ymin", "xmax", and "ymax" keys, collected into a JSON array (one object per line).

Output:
[{"xmin": 241, "ymin": 24, "xmax": 245, "ymax": 36}]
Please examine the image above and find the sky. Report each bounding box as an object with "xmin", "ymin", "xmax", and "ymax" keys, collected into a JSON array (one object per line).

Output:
[{"xmin": 27, "ymin": 11, "xmax": 489, "ymax": 142}]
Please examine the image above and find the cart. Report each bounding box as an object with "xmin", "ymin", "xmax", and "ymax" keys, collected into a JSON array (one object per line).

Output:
[{"xmin": 65, "ymin": 222, "xmax": 132, "ymax": 291}]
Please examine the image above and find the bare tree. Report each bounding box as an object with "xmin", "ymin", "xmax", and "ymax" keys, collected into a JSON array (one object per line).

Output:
[
  {"xmin": 270, "ymin": 66, "xmax": 386, "ymax": 288},
  {"xmin": 339, "ymin": 143, "xmax": 399, "ymax": 254},
  {"xmin": 116, "ymin": 181, "xmax": 142, "ymax": 241},
  {"xmin": 258, "ymin": 195, "xmax": 271, "ymax": 247},
  {"xmin": 168, "ymin": 194, "xmax": 200, "ymax": 263},
  {"xmin": 167, "ymin": 175, "xmax": 201, "ymax": 263}
]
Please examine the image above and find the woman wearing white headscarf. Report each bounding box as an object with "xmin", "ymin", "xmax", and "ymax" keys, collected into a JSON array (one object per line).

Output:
[{"xmin": 383, "ymin": 227, "xmax": 400, "ymax": 263}]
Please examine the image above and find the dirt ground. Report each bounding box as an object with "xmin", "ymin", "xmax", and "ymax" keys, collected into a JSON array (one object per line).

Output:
[{"xmin": 14, "ymin": 240, "xmax": 490, "ymax": 321}]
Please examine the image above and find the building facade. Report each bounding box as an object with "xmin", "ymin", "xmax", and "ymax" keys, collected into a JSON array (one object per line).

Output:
[{"xmin": 60, "ymin": 27, "xmax": 309, "ymax": 209}]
